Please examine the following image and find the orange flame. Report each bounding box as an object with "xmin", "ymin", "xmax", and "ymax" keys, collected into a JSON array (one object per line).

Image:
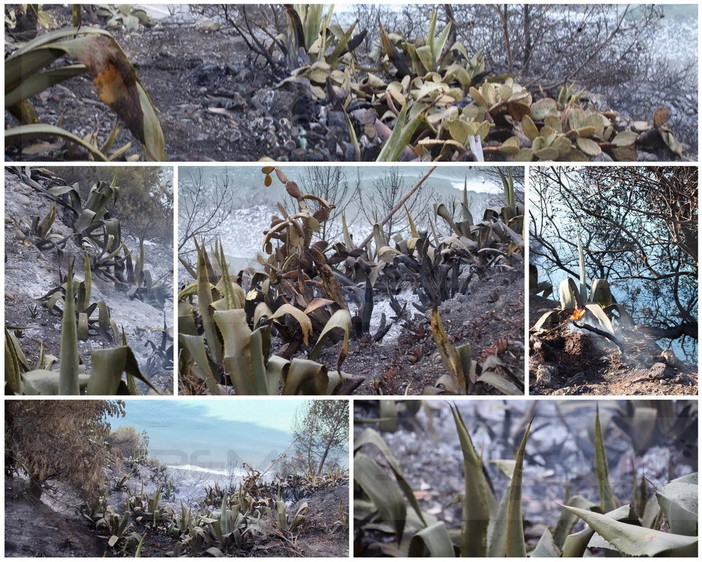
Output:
[{"xmin": 570, "ymin": 308, "xmax": 586, "ymax": 320}]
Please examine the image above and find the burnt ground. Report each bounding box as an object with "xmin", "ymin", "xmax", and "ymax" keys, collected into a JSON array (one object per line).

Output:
[
  {"xmin": 5, "ymin": 9, "xmax": 698, "ymax": 162},
  {"xmin": 6, "ymin": 15, "xmax": 349, "ymax": 162},
  {"xmin": 326, "ymin": 260, "xmax": 525, "ymax": 396},
  {"xmin": 5, "ymin": 465, "xmax": 349, "ymax": 558},
  {"xmin": 353, "ymin": 400, "xmax": 698, "ymax": 556},
  {"xmin": 529, "ymin": 295, "xmax": 698, "ymax": 396},
  {"xmin": 5, "ymin": 168, "xmax": 174, "ymax": 394}
]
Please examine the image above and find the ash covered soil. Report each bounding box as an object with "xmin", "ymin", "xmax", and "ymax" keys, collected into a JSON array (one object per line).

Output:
[
  {"xmin": 4, "ymin": 169, "xmax": 174, "ymax": 394},
  {"xmin": 5, "ymin": 8, "xmax": 698, "ymax": 162},
  {"xmin": 353, "ymin": 400, "xmax": 698, "ymax": 555},
  {"xmin": 6, "ymin": 463, "xmax": 349, "ymax": 557},
  {"xmin": 326, "ymin": 260, "xmax": 525, "ymax": 395},
  {"xmin": 529, "ymin": 295, "xmax": 697, "ymax": 396}
]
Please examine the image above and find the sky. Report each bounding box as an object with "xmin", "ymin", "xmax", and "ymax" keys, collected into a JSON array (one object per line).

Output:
[{"xmin": 108, "ymin": 399, "xmax": 311, "ymax": 470}]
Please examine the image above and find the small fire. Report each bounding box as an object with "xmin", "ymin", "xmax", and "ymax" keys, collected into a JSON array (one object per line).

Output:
[{"xmin": 570, "ymin": 308, "xmax": 586, "ymax": 320}]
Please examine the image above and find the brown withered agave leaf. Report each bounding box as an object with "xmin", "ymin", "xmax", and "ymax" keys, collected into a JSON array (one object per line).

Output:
[
  {"xmin": 69, "ymin": 35, "xmax": 164, "ymax": 160},
  {"xmin": 8, "ymin": 28, "xmax": 165, "ymax": 160}
]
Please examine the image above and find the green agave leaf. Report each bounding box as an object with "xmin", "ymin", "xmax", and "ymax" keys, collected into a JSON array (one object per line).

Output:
[
  {"xmin": 377, "ymin": 102, "xmax": 426, "ymax": 162},
  {"xmin": 355, "ymin": 428, "xmax": 426, "ymax": 526},
  {"xmin": 178, "ymin": 334, "xmax": 221, "ymax": 395},
  {"xmin": 531, "ymin": 527, "xmax": 560, "ymax": 557},
  {"xmin": 559, "ymin": 277, "xmax": 582, "ymax": 310},
  {"xmin": 488, "ymin": 420, "xmax": 530, "ymax": 557},
  {"xmin": 354, "ymin": 451, "xmax": 407, "ymax": 544},
  {"xmin": 655, "ymin": 473, "xmax": 698, "ymax": 537},
  {"xmin": 88, "ymin": 345, "xmax": 159, "ymax": 395},
  {"xmin": 408, "ymin": 522, "xmax": 455, "ymax": 557},
  {"xmin": 249, "ymin": 326, "xmax": 271, "ymax": 394},
  {"xmin": 214, "ymin": 309, "xmax": 256, "ymax": 394},
  {"xmin": 282, "ymin": 358, "xmax": 328, "ymax": 395},
  {"xmin": 594, "ymin": 406, "xmax": 619, "ymax": 513},
  {"xmin": 552, "ymin": 494, "xmax": 595, "ymax": 549},
  {"xmin": 450, "ymin": 404, "xmax": 494, "ymax": 557},
  {"xmin": 6, "ymin": 64, "xmax": 87, "ymax": 108},
  {"xmin": 5, "ymin": 47, "xmax": 66, "ymax": 93},
  {"xmin": 22, "ymin": 370, "xmax": 91, "ymax": 395},
  {"xmin": 5, "ymin": 124, "xmax": 108, "ymax": 161},
  {"xmin": 198, "ymin": 244, "xmax": 222, "ymax": 365},
  {"xmin": 584, "ymin": 303, "xmax": 615, "ymax": 334},
  {"xmin": 560, "ymin": 504, "xmax": 698, "ymax": 557},
  {"xmin": 589, "ymin": 278, "xmax": 613, "ymax": 307},
  {"xmin": 59, "ymin": 260, "xmax": 80, "ymax": 394},
  {"xmin": 5, "ymin": 328, "xmax": 29, "ymax": 394}
]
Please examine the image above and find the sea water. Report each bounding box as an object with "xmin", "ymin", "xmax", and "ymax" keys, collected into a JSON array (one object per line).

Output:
[{"xmin": 108, "ymin": 400, "xmax": 300, "ymax": 475}]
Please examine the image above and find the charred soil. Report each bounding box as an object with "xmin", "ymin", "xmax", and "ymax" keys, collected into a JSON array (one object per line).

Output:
[{"xmin": 529, "ymin": 296, "xmax": 698, "ymax": 396}]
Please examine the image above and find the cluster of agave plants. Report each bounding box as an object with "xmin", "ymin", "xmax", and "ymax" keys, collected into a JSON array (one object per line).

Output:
[
  {"xmin": 354, "ymin": 402, "xmax": 698, "ymax": 557},
  {"xmin": 6, "ymin": 174, "xmax": 171, "ymax": 395},
  {"xmin": 5, "ymin": 5, "xmax": 685, "ymax": 162},
  {"xmin": 178, "ymin": 166, "xmax": 523, "ymax": 395},
  {"xmin": 281, "ymin": 6, "xmax": 684, "ymax": 162},
  {"xmin": 94, "ymin": 464, "xmax": 348, "ymax": 556}
]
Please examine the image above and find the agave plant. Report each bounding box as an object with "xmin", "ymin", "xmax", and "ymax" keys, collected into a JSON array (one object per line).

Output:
[
  {"xmin": 355, "ymin": 403, "xmax": 698, "ymax": 557},
  {"xmin": 5, "ymin": 26, "xmax": 165, "ymax": 160},
  {"xmin": 6, "ymin": 260, "xmax": 159, "ymax": 395},
  {"xmin": 178, "ymin": 239, "xmax": 360, "ymax": 395}
]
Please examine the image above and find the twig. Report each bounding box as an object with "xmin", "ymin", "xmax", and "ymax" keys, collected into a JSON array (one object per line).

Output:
[
  {"xmin": 356, "ymin": 166, "xmax": 437, "ymax": 250},
  {"xmin": 573, "ymin": 320, "xmax": 624, "ymax": 352}
]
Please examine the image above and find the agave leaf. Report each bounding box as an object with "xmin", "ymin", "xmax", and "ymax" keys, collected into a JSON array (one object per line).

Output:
[
  {"xmin": 179, "ymin": 334, "xmax": 221, "ymax": 394},
  {"xmin": 378, "ymin": 400, "xmax": 399, "ymax": 433},
  {"xmin": 377, "ymin": 101, "xmax": 426, "ymax": 162},
  {"xmin": 589, "ymin": 279, "xmax": 613, "ymax": 307},
  {"xmin": 476, "ymin": 366, "xmax": 522, "ymax": 396},
  {"xmin": 326, "ymin": 19, "xmax": 356, "ymax": 65},
  {"xmin": 354, "ymin": 452, "xmax": 407, "ymax": 544},
  {"xmin": 559, "ymin": 278, "xmax": 582, "ymax": 310},
  {"xmin": 88, "ymin": 345, "xmax": 158, "ymax": 394},
  {"xmin": 488, "ymin": 420, "xmax": 530, "ymax": 557},
  {"xmin": 450, "ymin": 404, "xmax": 494, "ymax": 557},
  {"xmin": 553, "ymin": 494, "xmax": 596, "ymax": 549},
  {"xmin": 355, "ymin": 428, "xmax": 426, "ymax": 526},
  {"xmin": 655, "ymin": 473, "xmax": 698, "ymax": 537},
  {"xmin": 22, "ymin": 369, "xmax": 91, "ymax": 395},
  {"xmin": 6, "ymin": 124, "xmax": 108, "ymax": 160},
  {"xmin": 532, "ymin": 527, "xmax": 561, "ymax": 557},
  {"xmin": 6, "ymin": 64, "xmax": 87, "ymax": 108},
  {"xmin": 430, "ymin": 308, "xmax": 466, "ymax": 393},
  {"xmin": 249, "ymin": 327, "xmax": 271, "ymax": 394},
  {"xmin": 594, "ymin": 407, "xmax": 619, "ymax": 513},
  {"xmin": 584, "ymin": 304, "xmax": 615, "ymax": 334},
  {"xmin": 5, "ymin": 328, "xmax": 28, "ymax": 394},
  {"xmin": 214, "ymin": 309, "xmax": 257, "ymax": 395},
  {"xmin": 270, "ymin": 304, "xmax": 313, "ymax": 346},
  {"xmin": 197, "ymin": 244, "xmax": 222, "ymax": 365},
  {"xmin": 308, "ymin": 309, "xmax": 351, "ymax": 372},
  {"xmin": 59, "ymin": 260, "xmax": 80, "ymax": 394},
  {"xmin": 408, "ymin": 521, "xmax": 455, "ymax": 557},
  {"xmin": 282, "ymin": 358, "xmax": 328, "ymax": 394},
  {"xmin": 560, "ymin": 504, "xmax": 698, "ymax": 557}
]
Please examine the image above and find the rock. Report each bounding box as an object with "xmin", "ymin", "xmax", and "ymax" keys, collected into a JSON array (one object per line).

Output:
[
  {"xmin": 535, "ymin": 363, "xmax": 558, "ymax": 388},
  {"xmin": 648, "ymin": 362, "xmax": 673, "ymax": 380}
]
